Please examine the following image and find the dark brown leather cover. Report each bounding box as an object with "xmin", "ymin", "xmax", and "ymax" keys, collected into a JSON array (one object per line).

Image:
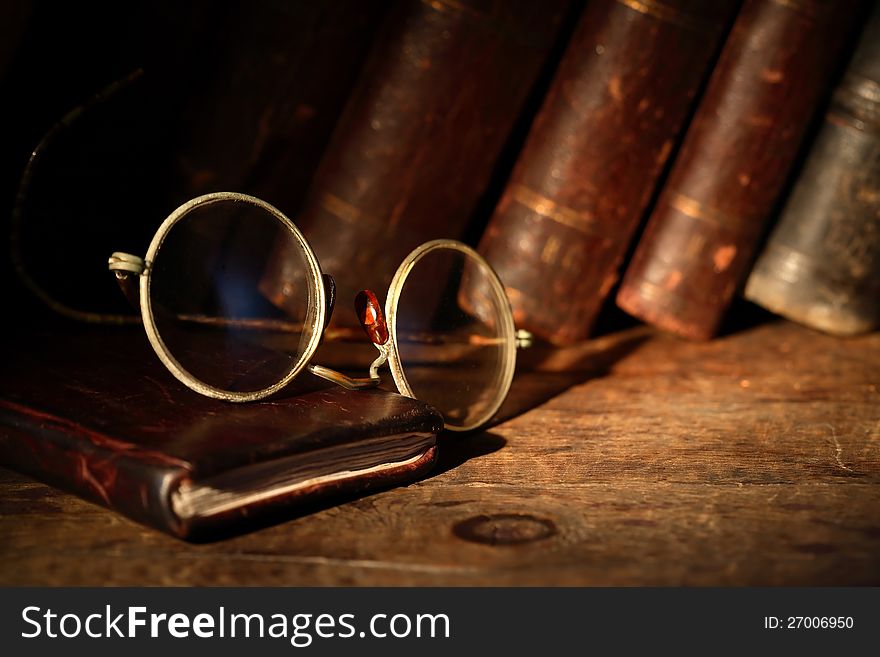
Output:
[
  {"xmin": 259, "ymin": 0, "xmax": 573, "ymax": 322},
  {"xmin": 745, "ymin": 3, "xmax": 880, "ymax": 336},
  {"xmin": 616, "ymin": 0, "xmax": 867, "ymax": 340},
  {"xmin": 0, "ymin": 326, "xmax": 442, "ymax": 541},
  {"xmin": 477, "ymin": 0, "xmax": 740, "ymax": 345}
]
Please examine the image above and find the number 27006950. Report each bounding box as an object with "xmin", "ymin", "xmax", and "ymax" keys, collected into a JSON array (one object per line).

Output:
[{"xmin": 764, "ymin": 616, "xmax": 854, "ymax": 629}]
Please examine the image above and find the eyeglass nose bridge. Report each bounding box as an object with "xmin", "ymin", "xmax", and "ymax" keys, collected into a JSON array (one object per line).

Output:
[
  {"xmin": 308, "ymin": 286, "xmax": 391, "ymax": 391},
  {"xmin": 308, "ymin": 346, "xmax": 388, "ymax": 391}
]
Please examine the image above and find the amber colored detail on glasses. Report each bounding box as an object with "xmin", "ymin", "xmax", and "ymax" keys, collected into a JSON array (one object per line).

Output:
[{"xmin": 355, "ymin": 290, "xmax": 389, "ymax": 346}]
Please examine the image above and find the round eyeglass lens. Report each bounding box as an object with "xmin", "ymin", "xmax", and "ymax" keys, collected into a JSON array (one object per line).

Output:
[
  {"xmin": 388, "ymin": 241, "xmax": 516, "ymax": 431},
  {"xmin": 147, "ymin": 194, "xmax": 322, "ymax": 395}
]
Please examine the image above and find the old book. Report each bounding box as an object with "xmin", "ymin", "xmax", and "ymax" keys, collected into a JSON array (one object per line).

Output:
[
  {"xmin": 259, "ymin": 0, "xmax": 573, "ymax": 324},
  {"xmin": 616, "ymin": 0, "xmax": 867, "ymax": 340},
  {"xmin": 475, "ymin": 0, "xmax": 740, "ymax": 346},
  {"xmin": 0, "ymin": 326, "xmax": 442, "ymax": 541},
  {"xmin": 744, "ymin": 4, "xmax": 880, "ymax": 336}
]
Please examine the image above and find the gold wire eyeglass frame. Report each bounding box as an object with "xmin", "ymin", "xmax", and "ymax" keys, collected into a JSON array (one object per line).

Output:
[{"xmin": 107, "ymin": 192, "xmax": 527, "ymax": 432}]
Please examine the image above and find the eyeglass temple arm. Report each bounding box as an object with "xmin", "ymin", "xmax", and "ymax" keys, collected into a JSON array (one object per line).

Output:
[
  {"xmin": 515, "ymin": 329, "xmax": 532, "ymax": 349},
  {"xmin": 108, "ymin": 252, "xmax": 144, "ymax": 310},
  {"xmin": 11, "ymin": 70, "xmax": 146, "ymax": 326}
]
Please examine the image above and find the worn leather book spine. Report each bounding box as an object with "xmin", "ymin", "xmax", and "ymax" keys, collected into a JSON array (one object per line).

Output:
[
  {"xmin": 259, "ymin": 0, "xmax": 572, "ymax": 318},
  {"xmin": 616, "ymin": 0, "xmax": 867, "ymax": 340},
  {"xmin": 0, "ymin": 329, "xmax": 444, "ymax": 541},
  {"xmin": 475, "ymin": 0, "xmax": 740, "ymax": 345},
  {"xmin": 744, "ymin": 5, "xmax": 880, "ymax": 336},
  {"xmin": 0, "ymin": 400, "xmax": 192, "ymax": 536},
  {"xmin": 0, "ymin": 404, "xmax": 438, "ymax": 542}
]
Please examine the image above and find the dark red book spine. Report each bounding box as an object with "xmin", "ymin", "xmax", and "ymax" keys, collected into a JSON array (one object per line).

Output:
[
  {"xmin": 260, "ymin": 0, "xmax": 573, "ymax": 318},
  {"xmin": 475, "ymin": 0, "xmax": 740, "ymax": 345},
  {"xmin": 744, "ymin": 3, "xmax": 880, "ymax": 336},
  {"xmin": 616, "ymin": 0, "xmax": 867, "ymax": 340}
]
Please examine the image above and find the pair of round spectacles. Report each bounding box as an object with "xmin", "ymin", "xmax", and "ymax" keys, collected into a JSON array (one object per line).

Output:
[{"xmin": 108, "ymin": 192, "xmax": 529, "ymax": 431}]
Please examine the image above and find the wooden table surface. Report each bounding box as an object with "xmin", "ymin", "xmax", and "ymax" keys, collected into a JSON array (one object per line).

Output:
[{"xmin": 1, "ymin": 319, "xmax": 878, "ymax": 585}]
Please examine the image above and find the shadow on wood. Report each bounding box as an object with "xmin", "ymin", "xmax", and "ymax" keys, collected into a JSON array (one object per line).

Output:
[
  {"xmin": 429, "ymin": 431, "xmax": 507, "ymax": 479},
  {"xmin": 493, "ymin": 325, "xmax": 653, "ymax": 426}
]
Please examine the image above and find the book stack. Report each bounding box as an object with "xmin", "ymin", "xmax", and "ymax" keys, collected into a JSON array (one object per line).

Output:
[
  {"xmin": 3, "ymin": 0, "xmax": 879, "ymax": 539},
  {"xmin": 258, "ymin": 0, "xmax": 877, "ymax": 343},
  {"xmin": 260, "ymin": 0, "xmax": 576, "ymax": 323},
  {"xmin": 616, "ymin": 0, "xmax": 875, "ymax": 340},
  {"xmin": 11, "ymin": 0, "xmax": 876, "ymax": 342},
  {"xmin": 743, "ymin": 2, "xmax": 880, "ymax": 336}
]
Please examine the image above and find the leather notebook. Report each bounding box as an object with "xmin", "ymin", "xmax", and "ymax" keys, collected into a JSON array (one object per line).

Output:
[{"xmin": 0, "ymin": 325, "xmax": 442, "ymax": 541}]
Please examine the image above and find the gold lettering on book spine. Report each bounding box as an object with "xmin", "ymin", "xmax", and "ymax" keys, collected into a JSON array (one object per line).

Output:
[
  {"xmin": 508, "ymin": 183, "xmax": 614, "ymax": 240},
  {"xmin": 669, "ymin": 192, "xmax": 742, "ymax": 228},
  {"xmin": 770, "ymin": 0, "xmax": 816, "ymax": 15},
  {"xmin": 849, "ymin": 73, "xmax": 880, "ymax": 105},
  {"xmin": 827, "ymin": 112, "xmax": 870, "ymax": 134},
  {"xmin": 320, "ymin": 192, "xmax": 384, "ymax": 227},
  {"xmin": 422, "ymin": 0, "xmax": 483, "ymax": 18},
  {"xmin": 829, "ymin": 72, "xmax": 880, "ymax": 135},
  {"xmin": 614, "ymin": 0, "xmax": 710, "ymax": 32},
  {"xmin": 541, "ymin": 235, "xmax": 562, "ymax": 264}
]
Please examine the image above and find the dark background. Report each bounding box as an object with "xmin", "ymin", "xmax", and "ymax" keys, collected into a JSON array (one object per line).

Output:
[{"xmin": 0, "ymin": 1, "xmax": 395, "ymax": 322}]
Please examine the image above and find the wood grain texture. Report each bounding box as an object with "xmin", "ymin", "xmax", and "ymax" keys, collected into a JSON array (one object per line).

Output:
[{"xmin": 1, "ymin": 320, "xmax": 878, "ymax": 585}]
